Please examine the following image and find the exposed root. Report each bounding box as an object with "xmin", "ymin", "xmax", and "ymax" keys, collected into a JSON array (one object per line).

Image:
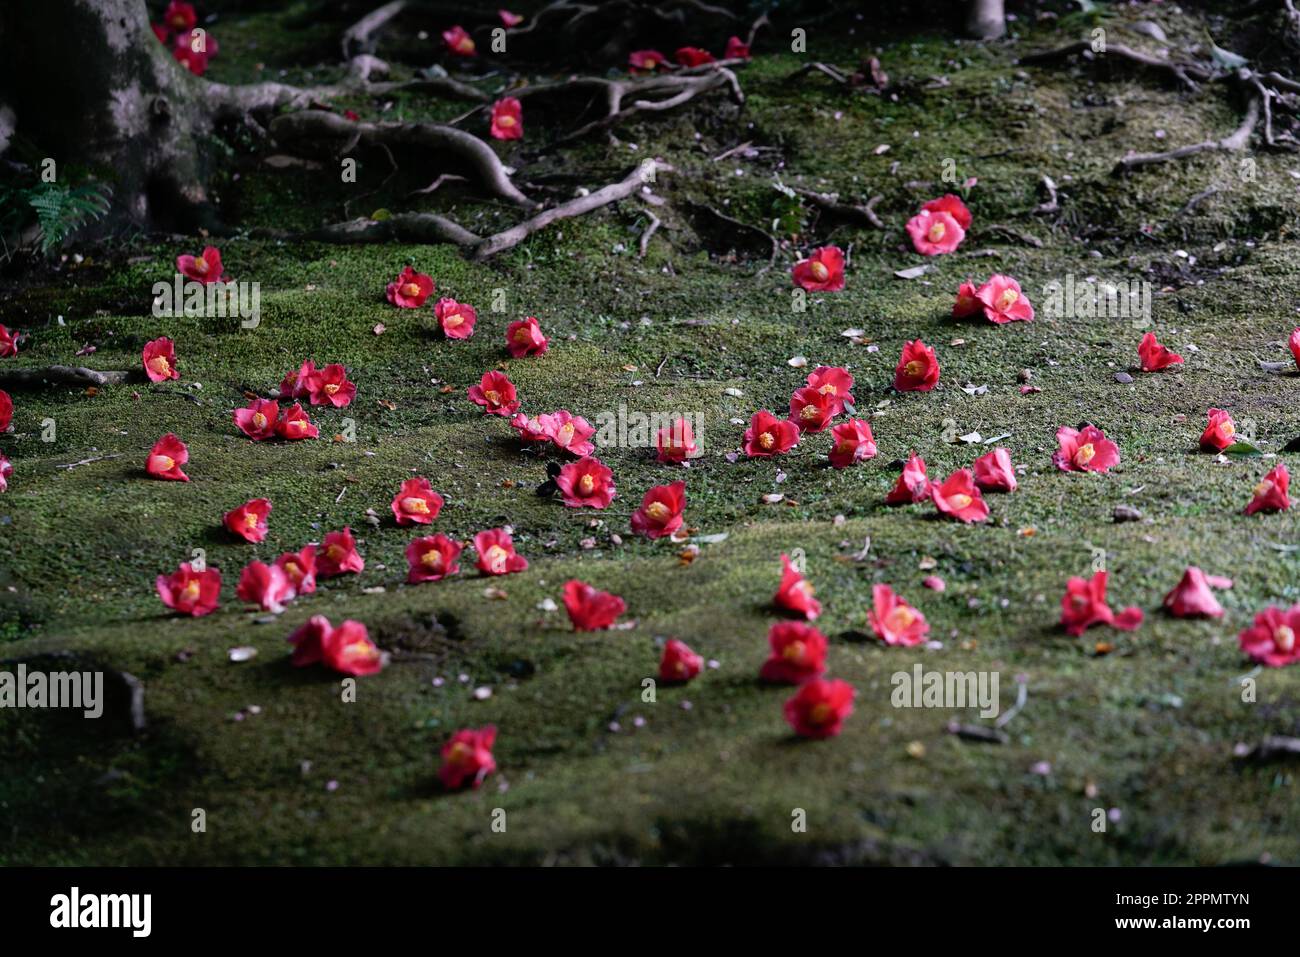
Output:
[
  {"xmin": 342, "ymin": 1, "xmax": 407, "ymax": 59},
  {"xmin": 0, "ymin": 366, "xmax": 135, "ymax": 389},
  {"xmin": 1112, "ymin": 95, "xmax": 1260, "ymax": 174},
  {"xmin": 295, "ymin": 213, "xmax": 483, "ymax": 246},
  {"xmin": 638, "ymin": 208, "xmax": 662, "ymax": 257},
  {"xmin": 1018, "ymin": 41, "xmax": 1213, "ymax": 91},
  {"xmin": 793, "ymin": 187, "xmax": 885, "ymax": 229},
  {"xmin": 1034, "ymin": 174, "xmax": 1060, "ymax": 215},
  {"xmin": 787, "ymin": 62, "xmax": 851, "ymax": 85}
]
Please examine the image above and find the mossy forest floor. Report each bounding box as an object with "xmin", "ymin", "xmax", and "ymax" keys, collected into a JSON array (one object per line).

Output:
[{"xmin": 2, "ymin": 1, "xmax": 1300, "ymax": 865}]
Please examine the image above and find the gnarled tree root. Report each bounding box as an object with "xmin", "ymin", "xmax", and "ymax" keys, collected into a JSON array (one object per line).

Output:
[{"xmin": 0, "ymin": 366, "xmax": 137, "ymax": 388}]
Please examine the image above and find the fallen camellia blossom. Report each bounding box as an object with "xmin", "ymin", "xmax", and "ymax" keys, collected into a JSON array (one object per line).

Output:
[
  {"xmin": 1238, "ymin": 604, "xmax": 1300, "ymax": 667},
  {"xmin": 0, "ymin": 324, "xmax": 17, "ymax": 357},
  {"xmin": 1052, "ymin": 425, "xmax": 1119, "ymax": 474},
  {"xmin": 391, "ymin": 477, "xmax": 444, "ymax": 526},
  {"xmin": 774, "ymin": 553, "xmax": 821, "ymax": 620},
  {"xmin": 973, "ymin": 447, "xmax": 1017, "ymax": 492},
  {"xmin": 791, "ymin": 245, "xmax": 845, "ymax": 292},
  {"xmin": 828, "ymin": 419, "xmax": 877, "ymax": 469},
  {"xmin": 885, "ymin": 453, "xmax": 930, "ymax": 505},
  {"xmin": 236, "ymin": 560, "xmax": 291, "ymax": 613},
  {"xmin": 276, "ymin": 403, "xmax": 319, "ymax": 440},
  {"xmin": 510, "ymin": 413, "xmax": 551, "ymax": 443},
  {"xmin": 922, "ymin": 194, "xmax": 972, "ymax": 230},
  {"xmin": 0, "ymin": 455, "xmax": 11, "ymax": 492},
  {"xmin": 177, "ymin": 245, "xmax": 224, "ymax": 283},
  {"xmin": 156, "ymin": 561, "xmax": 221, "ymax": 617},
  {"xmin": 0, "ymin": 389, "xmax": 12, "ymax": 431},
  {"xmin": 439, "ymin": 726, "xmax": 497, "ymax": 790},
  {"xmin": 931, "ymin": 468, "xmax": 990, "ymax": 523},
  {"xmin": 1200, "ymin": 408, "xmax": 1237, "ymax": 452},
  {"xmin": 1163, "ymin": 566, "xmax": 1231, "ymax": 618},
  {"xmin": 631, "ymin": 480, "xmax": 686, "ymax": 539},
  {"xmin": 789, "ymin": 386, "xmax": 837, "ymax": 434},
  {"xmin": 406, "ymin": 534, "xmax": 463, "ymax": 583},
  {"xmin": 629, "ymin": 50, "xmax": 668, "ymax": 73},
  {"xmin": 675, "ymin": 46, "xmax": 715, "ymax": 66},
  {"xmin": 142, "ymin": 336, "xmax": 180, "ymax": 382},
  {"xmin": 784, "ymin": 678, "xmax": 855, "ymax": 739},
  {"xmin": 473, "ymin": 528, "xmax": 528, "ymax": 576},
  {"xmin": 744, "ymin": 410, "xmax": 800, "ymax": 457},
  {"xmin": 656, "ymin": 417, "xmax": 698, "ymax": 463},
  {"xmin": 279, "ymin": 359, "xmax": 317, "ymax": 399},
  {"xmin": 224, "ymin": 498, "xmax": 271, "ymax": 543},
  {"xmin": 499, "ymin": 9, "xmax": 524, "ymax": 28},
  {"xmin": 660, "ymin": 639, "xmax": 703, "ymax": 683},
  {"xmin": 505, "ymin": 316, "xmax": 548, "ymax": 357},
  {"xmin": 540, "ymin": 410, "xmax": 596, "ymax": 457},
  {"xmin": 953, "ymin": 279, "xmax": 983, "ymax": 319},
  {"xmin": 490, "ymin": 97, "xmax": 523, "ymax": 140},
  {"xmin": 385, "ymin": 266, "xmax": 434, "ymax": 308},
  {"xmin": 556, "ymin": 456, "xmax": 616, "ymax": 508},
  {"xmin": 563, "ymin": 579, "xmax": 626, "ymax": 631},
  {"xmin": 304, "ymin": 363, "xmax": 356, "ymax": 408},
  {"xmin": 1246, "ymin": 463, "xmax": 1290, "ymax": 515},
  {"xmin": 435, "ymin": 297, "xmax": 477, "ymax": 339},
  {"xmin": 233, "ymin": 398, "xmax": 279, "ymax": 441},
  {"xmin": 287, "ymin": 615, "xmax": 331, "ymax": 667},
  {"xmin": 468, "ymin": 370, "xmax": 521, "ymax": 416},
  {"xmin": 1060, "ymin": 571, "xmax": 1143, "ymax": 636},
  {"xmin": 146, "ymin": 433, "xmax": 190, "ymax": 481},
  {"xmin": 725, "ymin": 36, "xmax": 751, "ymax": 59},
  {"xmin": 759, "ymin": 621, "xmax": 828, "ymax": 684},
  {"xmin": 321, "ymin": 619, "xmax": 386, "ymax": 676},
  {"xmin": 868, "ymin": 584, "xmax": 929, "ymax": 646},
  {"xmin": 906, "ymin": 208, "xmax": 965, "ymax": 255},
  {"xmin": 316, "ymin": 527, "xmax": 365, "ymax": 577},
  {"xmin": 893, "ymin": 339, "xmax": 940, "ymax": 392},
  {"xmin": 975, "ymin": 274, "xmax": 1034, "ymax": 323},
  {"xmin": 276, "ymin": 545, "xmax": 316, "ymax": 598},
  {"xmin": 173, "ymin": 31, "xmax": 213, "ymax": 76},
  {"xmin": 163, "ymin": 0, "xmax": 196, "ymax": 32},
  {"xmin": 1138, "ymin": 331, "xmax": 1183, "ymax": 372},
  {"xmin": 806, "ymin": 365, "xmax": 855, "ymax": 413},
  {"xmin": 1289, "ymin": 327, "xmax": 1300, "ymax": 372},
  {"xmin": 443, "ymin": 25, "xmax": 476, "ymax": 56}
]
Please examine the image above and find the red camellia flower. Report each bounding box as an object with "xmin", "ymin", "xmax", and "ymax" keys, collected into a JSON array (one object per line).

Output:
[
  {"xmin": 505, "ymin": 316, "xmax": 548, "ymax": 357},
  {"xmin": 510, "ymin": 413, "xmax": 551, "ymax": 443},
  {"xmin": 236, "ymin": 560, "xmax": 292, "ymax": 613},
  {"xmin": 1246, "ymin": 463, "xmax": 1290, "ymax": 515},
  {"xmin": 439, "ymin": 726, "xmax": 497, "ymax": 790},
  {"xmin": 906, "ymin": 209, "xmax": 965, "ymax": 255},
  {"xmin": 152, "ymin": 22, "xmax": 170, "ymax": 43},
  {"xmin": 675, "ymin": 46, "xmax": 715, "ymax": 66},
  {"xmin": 391, "ymin": 477, "xmax": 444, "ymax": 526},
  {"xmin": 556, "ymin": 456, "xmax": 616, "ymax": 508},
  {"xmin": 385, "ymin": 266, "xmax": 434, "ymax": 308},
  {"xmin": 759, "ymin": 621, "xmax": 827, "ymax": 684},
  {"xmin": 287, "ymin": 615, "xmax": 331, "ymax": 667},
  {"xmin": 467, "ymin": 370, "xmax": 520, "ymax": 416},
  {"xmin": 276, "ymin": 403, "xmax": 319, "ymax": 440},
  {"xmin": 173, "ymin": 35, "xmax": 210, "ymax": 76},
  {"xmin": 443, "ymin": 25, "xmax": 476, "ymax": 56},
  {"xmin": 1060, "ymin": 571, "xmax": 1143, "ymax": 636},
  {"xmin": 146, "ymin": 433, "xmax": 189, "ymax": 481},
  {"xmin": 1199, "ymin": 408, "xmax": 1237, "ymax": 451},
  {"xmin": 490, "ymin": 97, "xmax": 523, "ymax": 140},
  {"xmin": 563, "ymin": 579, "xmax": 626, "ymax": 631},
  {"xmin": 499, "ymin": 9, "xmax": 524, "ymax": 27},
  {"xmin": 931, "ymin": 468, "xmax": 989, "ymax": 523},
  {"xmin": 743, "ymin": 410, "xmax": 800, "ymax": 457},
  {"xmin": 321, "ymin": 619, "xmax": 386, "ymax": 676},
  {"xmin": 156, "ymin": 562, "xmax": 221, "ymax": 617},
  {"xmin": 473, "ymin": 528, "xmax": 528, "ymax": 576},
  {"xmin": 540, "ymin": 410, "xmax": 596, "ymax": 456},
  {"xmin": 784, "ymin": 678, "xmax": 855, "ymax": 739},
  {"xmin": 656, "ymin": 417, "xmax": 698, "ymax": 463},
  {"xmin": 1290, "ymin": 327, "xmax": 1300, "ymax": 372},
  {"xmin": 233, "ymin": 398, "xmax": 279, "ymax": 441},
  {"xmin": 1052, "ymin": 425, "xmax": 1119, "ymax": 473},
  {"xmin": 163, "ymin": 1, "xmax": 196, "ymax": 32},
  {"xmin": 1238, "ymin": 605, "xmax": 1300, "ymax": 667},
  {"xmin": 787, "ymin": 386, "xmax": 835, "ymax": 434},
  {"xmin": 885, "ymin": 453, "xmax": 930, "ymax": 505},
  {"xmin": 975, "ymin": 274, "xmax": 1034, "ymax": 323},
  {"xmin": 0, "ymin": 389, "xmax": 12, "ymax": 432},
  {"xmin": 276, "ymin": 545, "xmax": 317, "ymax": 598},
  {"xmin": 631, "ymin": 480, "xmax": 686, "ymax": 539},
  {"xmin": 660, "ymin": 639, "xmax": 703, "ymax": 683},
  {"xmin": 279, "ymin": 359, "xmax": 316, "ymax": 399},
  {"xmin": 1163, "ymin": 566, "xmax": 1231, "ymax": 619},
  {"xmin": 305, "ymin": 363, "xmax": 356, "ymax": 408},
  {"xmin": 0, "ymin": 325, "xmax": 17, "ymax": 357},
  {"xmin": 406, "ymin": 534, "xmax": 463, "ymax": 583},
  {"xmin": 828, "ymin": 419, "xmax": 877, "ymax": 469},
  {"xmin": 629, "ymin": 49, "xmax": 668, "ymax": 73},
  {"xmin": 725, "ymin": 35, "xmax": 751, "ymax": 59},
  {"xmin": 806, "ymin": 365, "xmax": 854, "ymax": 413},
  {"xmin": 224, "ymin": 498, "xmax": 271, "ymax": 543},
  {"xmin": 316, "ymin": 527, "xmax": 365, "ymax": 577},
  {"xmin": 973, "ymin": 447, "xmax": 1017, "ymax": 492},
  {"xmin": 142, "ymin": 336, "xmax": 179, "ymax": 382},
  {"xmin": 0, "ymin": 455, "xmax": 11, "ymax": 492},
  {"xmin": 176, "ymin": 245, "xmax": 223, "ymax": 283},
  {"xmin": 868, "ymin": 583, "xmax": 929, "ymax": 647},
  {"xmin": 791, "ymin": 245, "xmax": 845, "ymax": 292},
  {"xmin": 922, "ymin": 194, "xmax": 972, "ymax": 230},
  {"xmin": 774, "ymin": 553, "xmax": 820, "ymax": 620},
  {"xmin": 1138, "ymin": 331, "xmax": 1183, "ymax": 372},
  {"xmin": 953, "ymin": 279, "xmax": 983, "ymax": 318},
  {"xmin": 435, "ymin": 297, "xmax": 477, "ymax": 339},
  {"xmin": 893, "ymin": 339, "xmax": 939, "ymax": 392}
]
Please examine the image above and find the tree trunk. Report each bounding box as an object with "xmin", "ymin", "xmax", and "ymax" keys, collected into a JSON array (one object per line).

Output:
[{"xmin": 966, "ymin": 0, "xmax": 1006, "ymax": 40}]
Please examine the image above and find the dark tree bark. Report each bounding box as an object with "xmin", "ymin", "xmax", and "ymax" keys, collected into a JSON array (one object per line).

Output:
[{"xmin": 966, "ymin": 0, "xmax": 1006, "ymax": 40}]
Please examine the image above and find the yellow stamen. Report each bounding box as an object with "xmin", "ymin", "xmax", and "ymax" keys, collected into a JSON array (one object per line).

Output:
[
  {"xmin": 1074, "ymin": 443, "xmax": 1096, "ymax": 467},
  {"xmin": 759, "ymin": 431, "xmax": 775, "ymax": 449},
  {"xmin": 810, "ymin": 703, "xmax": 832, "ymax": 724},
  {"xmin": 1276, "ymin": 625, "xmax": 1296, "ymax": 653},
  {"xmin": 498, "ymin": 115, "xmax": 516, "ymax": 127},
  {"xmin": 484, "ymin": 545, "xmax": 508, "ymax": 574},
  {"xmin": 484, "ymin": 389, "xmax": 500, "ymax": 404},
  {"xmin": 800, "ymin": 405, "xmax": 820, "ymax": 421},
  {"xmin": 645, "ymin": 501, "xmax": 670, "ymax": 522},
  {"xmin": 904, "ymin": 360, "xmax": 923, "ymax": 378},
  {"xmin": 402, "ymin": 497, "xmax": 430, "ymax": 515},
  {"xmin": 948, "ymin": 493, "xmax": 972, "ymax": 510},
  {"xmin": 401, "ymin": 282, "xmax": 422, "ymax": 298},
  {"xmin": 252, "ymin": 412, "xmax": 267, "ymax": 429},
  {"xmin": 149, "ymin": 357, "xmax": 171, "ymax": 376},
  {"xmin": 193, "ymin": 257, "xmax": 208, "ymax": 275},
  {"xmin": 421, "ymin": 549, "xmax": 443, "ymax": 569},
  {"xmin": 782, "ymin": 640, "xmax": 806, "ymax": 662},
  {"xmin": 927, "ymin": 222, "xmax": 946, "ymax": 242},
  {"xmin": 578, "ymin": 474, "xmax": 595, "ymax": 495},
  {"xmin": 810, "ymin": 261, "xmax": 829, "ymax": 282},
  {"xmin": 324, "ymin": 383, "xmax": 340, "ymax": 395},
  {"xmin": 443, "ymin": 313, "xmax": 463, "ymax": 327},
  {"xmin": 997, "ymin": 288, "xmax": 1019, "ymax": 311},
  {"xmin": 885, "ymin": 606, "xmax": 915, "ymax": 632},
  {"xmin": 151, "ymin": 454, "xmax": 175, "ymax": 472},
  {"xmin": 180, "ymin": 579, "xmax": 201, "ymax": 601}
]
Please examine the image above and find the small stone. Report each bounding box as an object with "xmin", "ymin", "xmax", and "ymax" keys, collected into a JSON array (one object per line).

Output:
[
  {"xmin": 1114, "ymin": 371, "xmax": 1133, "ymax": 384},
  {"xmin": 1113, "ymin": 504, "xmax": 1143, "ymax": 523}
]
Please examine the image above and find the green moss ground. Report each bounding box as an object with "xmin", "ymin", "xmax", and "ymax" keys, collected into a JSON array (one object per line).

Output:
[{"xmin": 2, "ymin": 3, "xmax": 1299, "ymax": 864}]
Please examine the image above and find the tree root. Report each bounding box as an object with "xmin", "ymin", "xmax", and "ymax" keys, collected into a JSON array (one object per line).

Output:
[
  {"xmin": 1112, "ymin": 95, "xmax": 1260, "ymax": 174},
  {"xmin": 793, "ymin": 187, "xmax": 885, "ymax": 228},
  {"xmin": 1018, "ymin": 41, "xmax": 1213, "ymax": 90},
  {"xmin": 342, "ymin": 0, "xmax": 407, "ymax": 59},
  {"xmin": 295, "ymin": 212, "xmax": 483, "ymax": 246},
  {"xmin": 0, "ymin": 366, "xmax": 136, "ymax": 389}
]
